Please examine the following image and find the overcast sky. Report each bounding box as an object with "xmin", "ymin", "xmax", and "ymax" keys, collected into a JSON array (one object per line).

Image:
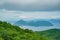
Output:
[
  {"xmin": 0, "ymin": 0, "xmax": 60, "ymax": 11},
  {"xmin": 0, "ymin": 0, "xmax": 60, "ymax": 22}
]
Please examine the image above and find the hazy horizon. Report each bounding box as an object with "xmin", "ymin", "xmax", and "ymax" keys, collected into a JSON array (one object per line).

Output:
[{"xmin": 0, "ymin": 0, "xmax": 60, "ymax": 31}]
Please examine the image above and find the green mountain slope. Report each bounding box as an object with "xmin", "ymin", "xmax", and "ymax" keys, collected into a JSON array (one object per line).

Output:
[
  {"xmin": 0, "ymin": 21, "xmax": 41, "ymax": 40},
  {"xmin": 37, "ymin": 29, "xmax": 60, "ymax": 40},
  {"xmin": 0, "ymin": 21, "xmax": 60, "ymax": 40}
]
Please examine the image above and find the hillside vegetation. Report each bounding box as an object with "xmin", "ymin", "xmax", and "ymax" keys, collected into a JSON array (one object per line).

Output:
[
  {"xmin": 37, "ymin": 29, "xmax": 60, "ymax": 40},
  {"xmin": 0, "ymin": 21, "xmax": 60, "ymax": 40},
  {"xmin": 0, "ymin": 21, "xmax": 41, "ymax": 40}
]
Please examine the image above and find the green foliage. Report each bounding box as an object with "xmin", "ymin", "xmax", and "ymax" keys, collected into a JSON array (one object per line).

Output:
[
  {"xmin": 0, "ymin": 21, "xmax": 60, "ymax": 40},
  {"xmin": 37, "ymin": 29, "xmax": 60, "ymax": 40},
  {"xmin": 0, "ymin": 21, "xmax": 41, "ymax": 40}
]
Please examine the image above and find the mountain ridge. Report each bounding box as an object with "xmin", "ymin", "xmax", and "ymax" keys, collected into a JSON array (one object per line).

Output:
[{"xmin": 15, "ymin": 19, "xmax": 53, "ymax": 27}]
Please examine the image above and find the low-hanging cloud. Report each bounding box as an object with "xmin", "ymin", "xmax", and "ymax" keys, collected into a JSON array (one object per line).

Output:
[{"xmin": 0, "ymin": 9, "xmax": 60, "ymax": 21}]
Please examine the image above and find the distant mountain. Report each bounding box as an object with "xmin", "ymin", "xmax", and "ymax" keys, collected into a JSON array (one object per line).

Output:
[
  {"xmin": 37, "ymin": 28, "xmax": 60, "ymax": 40},
  {"xmin": 49, "ymin": 19, "xmax": 60, "ymax": 26},
  {"xmin": 15, "ymin": 20, "xmax": 53, "ymax": 27},
  {"xmin": 50, "ymin": 19, "xmax": 60, "ymax": 23}
]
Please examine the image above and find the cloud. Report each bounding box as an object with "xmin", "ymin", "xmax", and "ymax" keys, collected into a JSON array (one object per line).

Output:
[
  {"xmin": 0, "ymin": 9, "xmax": 60, "ymax": 20},
  {"xmin": 0, "ymin": 9, "xmax": 60, "ymax": 23},
  {"xmin": 0, "ymin": 0, "xmax": 60, "ymax": 11},
  {"xmin": 17, "ymin": 11, "xmax": 60, "ymax": 20},
  {"xmin": 0, "ymin": 9, "xmax": 20, "ymax": 21}
]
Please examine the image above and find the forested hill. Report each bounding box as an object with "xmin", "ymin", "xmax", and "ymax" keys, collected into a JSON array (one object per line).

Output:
[
  {"xmin": 0, "ymin": 21, "xmax": 60, "ymax": 40},
  {"xmin": 37, "ymin": 28, "xmax": 60, "ymax": 40},
  {"xmin": 0, "ymin": 21, "xmax": 41, "ymax": 40}
]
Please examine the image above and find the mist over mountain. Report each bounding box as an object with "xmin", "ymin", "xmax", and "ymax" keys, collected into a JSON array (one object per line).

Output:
[
  {"xmin": 15, "ymin": 19, "xmax": 53, "ymax": 27},
  {"xmin": 49, "ymin": 19, "xmax": 60, "ymax": 26},
  {"xmin": 50, "ymin": 19, "xmax": 60, "ymax": 23},
  {"xmin": 0, "ymin": 0, "xmax": 60, "ymax": 40}
]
